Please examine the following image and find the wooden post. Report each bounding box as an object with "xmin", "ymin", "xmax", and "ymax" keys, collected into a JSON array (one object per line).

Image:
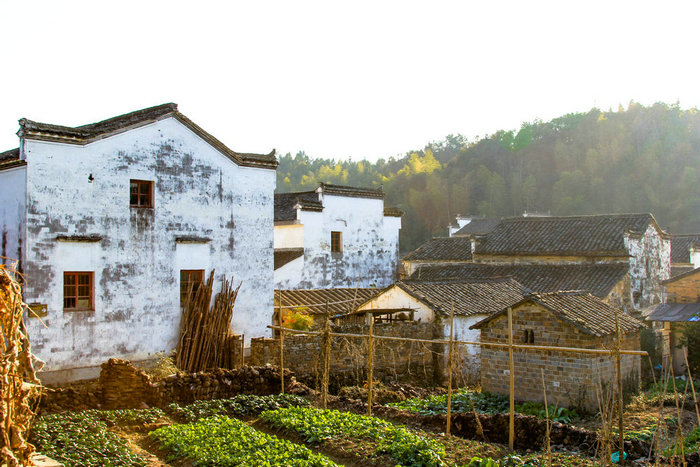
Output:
[
  {"xmin": 367, "ymin": 314, "xmax": 375, "ymax": 416},
  {"xmin": 446, "ymin": 301, "xmax": 455, "ymax": 435},
  {"xmin": 322, "ymin": 305, "xmax": 331, "ymax": 410},
  {"xmin": 508, "ymin": 307, "xmax": 515, "ymax": 451},
  {"xmin": 683, "ymin": 348, "xmax": 700, "ymax": 425},
  {"xmin": 240, "ymin": 333, "xmax": 245, "ymax": 368},
  {"xmin": 279, "ymin": 327, "xmax": 285, "ymax": 394},
  {"xmin": 615, "ymin": 312, "xmax": 624, "ymax": 462},
  {"xmin": 541, "ymin": 369, "xmax": 551, "ymax": 467}
]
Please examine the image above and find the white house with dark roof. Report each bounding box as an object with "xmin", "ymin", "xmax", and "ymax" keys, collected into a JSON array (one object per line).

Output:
[
  {"xmin": 273, "ymin": 183, "xmax": 402, "ymax": 289},
  {"xmin": 0, "ymin": 103, "xmax": 277, "ymax": 382}
]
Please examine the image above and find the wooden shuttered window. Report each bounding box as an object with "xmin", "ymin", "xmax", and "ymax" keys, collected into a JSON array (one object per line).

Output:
[{"xmin": 64, "ymin": 272, "xmax": 94, "ymax": 311}]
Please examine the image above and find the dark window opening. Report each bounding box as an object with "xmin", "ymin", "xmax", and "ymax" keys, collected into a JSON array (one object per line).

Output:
[
  {"xmin": 180, "ymin": 269, "xmax": 204, "ymax": 305},
  {"xmin": 331, "ymin": 231, "xmax": 342, "ymax": 253},
  {"xmin": 522, "ymin": 329, "xmax": 534, "ymax": 344},
  {"xmin": 64, "ymin": 271, "xmax": 94, "ymax": 311},
  {"xmin": 130, "ymin": 179, "xmax": 154, "ymax": 208}
]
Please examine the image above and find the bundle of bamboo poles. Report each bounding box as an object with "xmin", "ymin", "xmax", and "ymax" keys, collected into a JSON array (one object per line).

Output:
[
  {"xmin": 0, "ymin": 265, "xmax": 41, "ymax": 466},
  {"xmin": 175, "ymin": 271, "xmax": 242, "ymax": 372}
]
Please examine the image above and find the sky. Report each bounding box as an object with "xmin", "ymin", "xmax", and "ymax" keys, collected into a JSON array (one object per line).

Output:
[{"xmin": 2, "ymin": 1, "xmax": 700, "ymax": 162}]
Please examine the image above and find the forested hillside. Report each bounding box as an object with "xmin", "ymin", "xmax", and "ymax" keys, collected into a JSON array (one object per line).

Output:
[{"xmin": 276, "ymin": 102, "xmax": 700, "ymax": 252}]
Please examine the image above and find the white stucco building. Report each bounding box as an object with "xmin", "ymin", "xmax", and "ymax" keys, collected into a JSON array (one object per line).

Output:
[
  {"xmin": 273, "ymin": 183, "xmax": 402, "ymax": 289},
  {"xmin": 0, "ymin": 103, "xmax": 277, "ymax": 382}
]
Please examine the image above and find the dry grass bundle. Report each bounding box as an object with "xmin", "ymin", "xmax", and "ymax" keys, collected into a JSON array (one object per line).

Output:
[
  {"xmin": 175, "ymin": 271, "xmax": 241, "ymax": 373},
  {"xmin": 0, "ymin": 264, "xmax": 42, "ymax": 466}
]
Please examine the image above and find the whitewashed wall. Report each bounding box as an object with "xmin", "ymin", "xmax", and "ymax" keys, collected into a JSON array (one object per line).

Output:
[
  {"xmin": 0, "ymin": 165, "xmax": 26, "ymax": 267},
  {"xmin": 357, "ymin": 285, "xmax": 434, "ymax": 322},
  {"xmin": 625, "ymin": 224, "xmax": 671, "ymax": 310},
  {"xmin": 275, "ymin": 194, "xmax": 400, "ymax": 289},
  {"xmin": 691, "ymin": 246, "xmax": 700, "ymax": 269},
  {"xmin": 22, "ymin": 117, "xmax": 275, "ymax": 377}
]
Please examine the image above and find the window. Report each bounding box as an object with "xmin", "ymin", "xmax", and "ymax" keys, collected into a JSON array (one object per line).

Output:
[
  {"xmin": 180, "ymin": 269, "xmax": 204, "ymax": 304},
  {"xmin": 521, "ymin": 329, "xmax": 535, "ymax": 344},
  {"xmin": 130, "ymin": 179, "xmax": 153, "ymax": 208},
  {"xmin": 331, "ymin": 231, "xmax": 342, "ymax": 253},
  {"xmin": 64, "ymin": 272, "xmax": 94, "ymax": 311}
]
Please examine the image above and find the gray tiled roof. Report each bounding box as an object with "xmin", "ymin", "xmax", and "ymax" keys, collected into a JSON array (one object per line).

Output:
[
  {"xmin": 276, "ymin": 288, "xmax": 380, "ymax": 316},
  {"xmin": 453, "ymin": 218, "xmax": 501, "ymax": 236},
  {"xmin": 671, "ymin": 234, "xmax": 700, "ymax": 264},
  {"xmin": 410, "ymin": 263, "xmax": 629, "ymax": 299},
  {"xmin": 274, "ymin": 192, "xmax": 321, "ymax": 221},
  {"xmin": 319, "ymin": 183, "xmax": 385, "ymax": 199},
  {"xmin": 396, "ymin": 278, "xmax": 526, "ymax": 317},
  {"xmin": 474, "ymin": 213, "xmax": 660, "ymax": 256},
  {"xmin": 0, "ymin": 148, "xmax": 23, "ymax": 171},
  {"xmin": 18, "ymin": 104, "xmax": 277, "ymax": 169},
  {"xmin": 403, "ymin": 237, "xmax": 473, "ymax": 261},
  {"xmin": 644, "ymin": 303, "xmax": 700, "ymax": 322},
  {"xmin": 472, "ymin": 291, "xmax": 643, "ymax": 337},
  {"xmin": 274, "ymin": 248, "xmax": 304, "ymax": 270}
]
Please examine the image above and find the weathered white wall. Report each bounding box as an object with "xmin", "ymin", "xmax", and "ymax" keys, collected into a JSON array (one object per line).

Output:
[
  {"xmin": 274, "ymin": 223, "xmax": 304, "ymax": 249},
  {"xmin": 691, "ymin": 246, "xmax": 700, "ymax": 268},
  {"xmin": 275, "ymin": 194, "xmax": 401, "ymax": 289},
  {"xmin": 625, "ymin": 224, "xmax": 671, "ymax": 310},
  {"xmin": 0, "ymin": 165, "xmax": 26, "ymax": 267},
  {"xmin": 22, "ymin": 117, "xmax": 275, "ymax": 375}
]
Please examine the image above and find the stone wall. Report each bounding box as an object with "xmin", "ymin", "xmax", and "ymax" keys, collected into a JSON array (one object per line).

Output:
[
  {"xmin": 480, "ymin": 304, "xmax": 641, "ymax": 411},
  {"xmin": 39, "ymin": 359, "xmax": 294, "ymax": 414},
  {"xmin": 665, "ymin": 269, "xmax": 700, "ymax": 303},
  {"xmin": 250, "ymin": 322, "xmax": 443, "ymax": 389}
]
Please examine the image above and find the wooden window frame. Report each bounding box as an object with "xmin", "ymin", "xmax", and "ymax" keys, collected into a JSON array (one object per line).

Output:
[
  {"xmin": 180, "ymin": 269, "xmax": 204, "ymax": 305},
  {"xmin": 331, "ymin": 231, "xmax": 343, "ymax": 253},
  {"xmin": 130, "ymin": 179, "xmax": 154, "ymax": 208},
  {"xmin": 63, "ymin": 271, "xmax": 94, "ymax": 311}
]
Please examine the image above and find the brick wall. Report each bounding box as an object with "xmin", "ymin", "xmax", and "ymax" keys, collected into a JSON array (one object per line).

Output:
[
  {"xmin": 250, "ymin": 322, "xmax": 443, "ymax": 389},
  {"xmin": 665, "ymin": 270, "xmax": 700, "ymax": 303},
  {"xmin": 480, "ymin": 303, "xmax": 641, "ymax": 411}
]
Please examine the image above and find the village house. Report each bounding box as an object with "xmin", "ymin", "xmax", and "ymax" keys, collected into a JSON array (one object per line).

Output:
[
  {"xmin": 274, "ymin": 183, "xmax": 402, "ymax": 289},
  {"xmin": 448, "ymin": 216, "xmax": 501, "ymax": 237},
  {"xmin": 354, "ymin": 278, "xmax": 526, "ymax": 380},
  {"xmin": 471, "ymin": 291, "xmax": 644, "ymax": 410},
  {"xmin": 643, "ymin": 267, "xmax": 700, "ymax": 373},
  {"xmin": 404, "ymin": 213, "xmax": 671, "ymax": 311},
  {"xmin": 0, "ymin": 103, "xmax": 277, "ymax": 383},
  {"xmin": 670, "ymin": 234, "xmax": 700, "ymax": 277}
]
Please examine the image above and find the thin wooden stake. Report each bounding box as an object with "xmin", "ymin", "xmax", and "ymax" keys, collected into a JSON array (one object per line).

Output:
[
  {"xmin": 367, "ymin": 314, "xmax": 375, "ymax": 416},
  {"xmin": 683, "ymin": 348, "xmax": 700, "ymax": 425},
  {"xmin": 240, "ymin": 333, "xmax": 245, "ymax": 368},
  {"xmin": 279, "ymin": 327, "xmax": 285, "ymax": 394},
  {"xmin": 541, "ymin": 369, "xmax": 551, "ymax": 467},
  {"xmin": 322, "ymin": 305, "xmax": 331, "ymax": 410},
  {"xmin": 508, "ymin": 306, "xmax": 514, "ymax": 451},
  {"xmin": 614, "ymin": 312, "xmax": 624, "ymax": 463},
  {"xmin": 446, "ymin": 301, "xmax": 455, "ymax": 435}
]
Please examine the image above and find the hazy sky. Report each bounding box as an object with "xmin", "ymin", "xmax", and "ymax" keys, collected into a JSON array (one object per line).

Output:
[{"xmin": 2, "ymin": 1, "xmax": 699, "ymax": 162}]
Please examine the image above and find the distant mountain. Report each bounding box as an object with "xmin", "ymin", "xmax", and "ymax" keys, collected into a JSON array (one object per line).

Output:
[{"xmin": 277, "ymin": 102, "xmax": 700, "ymax": 251}]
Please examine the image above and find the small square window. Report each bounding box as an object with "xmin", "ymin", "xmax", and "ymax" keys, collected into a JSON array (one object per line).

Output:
[
  {"xmin": 64, "ymin": 272, "xmax": 94, "ymax": 311},
  {"xmin": 331, "ymin": 231, "xmax": 342, "ymax": 253},
  {"xmin": 130, "ymin": 179, "xmax": 154, "ymax": 208},
  {"xmin": 180, "ymin": 269, "xmax": 204, "ymax": 305}
]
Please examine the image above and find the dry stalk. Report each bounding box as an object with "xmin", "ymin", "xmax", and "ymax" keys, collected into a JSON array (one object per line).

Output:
[
  {"xmin": 682, "ymin": 348, "xmax": 700, "ymax": 425},
  {"xmin": 669, "ymin": 364, "xmax": 686, "ymax": 466},
  {"xmin": 541, "ymin": 369, "xmax": 552, "ymax": 467}
]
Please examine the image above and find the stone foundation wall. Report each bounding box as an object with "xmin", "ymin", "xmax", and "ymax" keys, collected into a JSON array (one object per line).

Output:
[
  {"xmin": 40, "ymin": 358, "xmax": 293, "ymax": 413},
  {"xmin": 250, "ymin": 322, "xmax": 443, "ymax": 388}
]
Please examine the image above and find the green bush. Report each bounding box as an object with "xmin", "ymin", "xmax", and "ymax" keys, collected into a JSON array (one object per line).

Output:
[
  {"xmin": 151, "ymin": 415, "xmax": 337, "ymax": 466},
  {"xmin": 260, "ymin": 406, "xmax": 446, "ymax": 466}
]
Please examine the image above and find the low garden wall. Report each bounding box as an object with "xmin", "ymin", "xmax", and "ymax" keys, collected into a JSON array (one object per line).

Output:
[{"xmin": 250, "ymin": 321, "xmax": 444, "ymax": 389}]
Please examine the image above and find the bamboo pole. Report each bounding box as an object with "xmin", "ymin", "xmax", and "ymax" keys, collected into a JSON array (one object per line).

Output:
[
  {"xmin": 322, "ymin": 305, "xmax": 331, "ymax": 410},
  {"xmin": 669, "ymin": 363, "xmax": 687, "ymax": 466},
  {"xmin": 280, "ymin": 327, "xmax": 285, "ymax": 394},
  {"xmin": 240, "ymin": 334, "xmax": 245, "ymax": 368},
  {"xmin": 266, "ymin": 325, "xmax": 648, "ymax": 356},
  {"xmin": 614, "ymin": 313, "xmax": 624, "ymax": 463},
  {"xmin": 367, "ymin": 314, "xmax": 375, "ymax": 416},
  {"xmin": 508, "ymin": 307, "xmax": 514, "ymax": 451},
  {"xmin": 541, "ymin": 369, "xmax": 551, "ymax": 467},
  {"xmin": 446, "ymin": 301, "xmax": 455, "ymax": 435},
  {"xmin": 683, "ymin": 348, "xmax": 700, "ymax": 425}
]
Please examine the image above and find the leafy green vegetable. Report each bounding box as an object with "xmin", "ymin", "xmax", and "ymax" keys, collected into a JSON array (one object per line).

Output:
[
  {"xmin": 166, "ymin": 393, "xmax": 310, "ymax": 422},
  {"xmin": 260, "ymin": 406, "xmax": 446, "ymax": 466},
  {"xmin": 31, "ymin": 411, "xmax": 151, "ymax": 466},
  {"xmin": 151, "ymin": 415, "xmax": 337, "ymax": 466}
]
